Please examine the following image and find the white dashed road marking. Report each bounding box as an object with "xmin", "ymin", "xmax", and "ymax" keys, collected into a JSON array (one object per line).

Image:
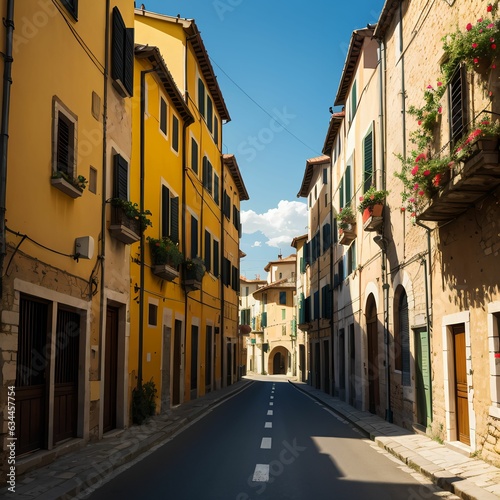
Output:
[
  {"xmin": 267, "ymin": 410, "xmax": 273, "ymax": 415},
  {"xmin": 252, "ymin": 464, "xmax": 270, "ymax": 482},
  {"xmin": 265, "ymin": 422, "xmax": 272, "ymax": 428},
  {"xmin": 260, "ymin": 437, "xmax": 272, "ymax": 449}
]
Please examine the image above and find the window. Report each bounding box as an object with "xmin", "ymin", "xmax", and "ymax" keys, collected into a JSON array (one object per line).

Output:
[
  {"xmin": 213, "ymin": 239, "xmax": 219, "ymax": 277},
  {"xmin": 207, "ymin": 96, "xmax": 213, "ymax": 133},
  {"xmin": 191, "ymin": 138, "xmax": 199, "ymax": 174},
  {"xmin": 397, "ymin": 291, "xmax": 411, "ymax": 386},
  {"xmin": 198, "ymin": 78, "xmax": 206, "ymax": 117},
  {"xmin": 162, "ymin": 185, "xmax": 179, "ymax": 243},
  {"xmin": 172, "ymin": 115, "xmax": 179, "ymax": 152},
  {"xmin": 222, "ymin": 257, "xmax": 231, "ymax": 286},
  {"xmin": 323, "ymin": 168, "xmax": 328, "ymax": 184},
  {"xmin": 322, "ymin": 285, "xmax": 332, "ymax": 319},
  {"xmin": 113, "ymin": 153, "xmax": 129, "ymax": 200},
  {"xmin": 349, "ymin": 80, "xmax": 357, "ymax": 123},
  {"xmin": 313, "ymin": 291, "xmax": 320, "ymax": 320},
  {"xmin": 448, "ymin": 65, "xmax": 466, "ymax": 145},
  {"xmin": 111, "ymin": 7, "xmax": 134, "ymax": 98},
  {"xmin": 160, "ymin": 97, "xmax": 167, "ymax": 136},
  {"xmin": 282, "ymin": 309, "xmax": 286, "ymax": 320},
  {"xmin": 190, "ymin": 215, "xmax": 198, "ymax": 258},
  {"xmin": 233, "ymin": 206, "xmax": 240, "ymax": 232},
  {"xmin": 223, "ymin": 191, "xmax": 231, "ymax": 219},
  {"xmin": 202, "ymin": 157, "xmax": 213, "ymax": 196},
  {"xmin": 231, "ymin": 265, "xmax": 239, "ymax": 292},
  {"xmin": 279, "ymin": 291, "xmax": 287, "ymax": 305},
  {"xmin": 339, "ymin": 163, "xmax": 352, "ymax": 209},
  {"xmin": 53, "ymin": 98, "xmax": 77, "ymax": 180},
  {"xmin": 322, "ymin": 223, "xmax": 331, "ymax": 252},
  {"xmin": 62, "ymin": 0, "xmax": 78, "ymax": 20},
  {"xmin": 346, "ymin": 241, "xmax": 357, "ymax": 275},
  {"xmin": 89, "ymin": 166, "xmax": 97, "ymax": 194},
  {"xmin": 214, "ymin": 116, "xmax": 219, "ymax": 148},
  {"xmin": 282, "ymin": 325, "xmax": 287, "ymax": 336},
  {"xmin": 204, "ymin": 230, "xmax": 212, "ymax": 273},
  {"xmin": 148, "ymin": 303, "xmax": 158, "ymax": 327},
  {"xmin": 241, "ymin": 309, "xmax": 251, "ymax": 325},
  {"xmin": 363, "ymin": 127, "xmax": 374, "ymax": 192},
  {"xmin": 214, "ymin": 173, "xmax": 219, "ymax": 205}
]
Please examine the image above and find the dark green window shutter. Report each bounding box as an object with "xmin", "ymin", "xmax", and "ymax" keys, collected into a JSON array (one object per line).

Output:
[
  {"xmin": 112, "ymin": 8, "xmax": 125, "ymax": 86},
  {"xmin": 214, "ymin": 173, "xmax": 219, "ymax": 205},
  {"xmin": 232, "ymin": 266, "xmax": 239, "ymax": 291},
  {"xmin": 202, "ymin": 157, "xmax": 208, "ymax": 190},
  {"xmin": 223, "ymin": 191, "xmax": 231, "ymax": 219},
  {"xmin": 124, "ymin": 28, "xmax": 134, "ymax": 97},
  {"xmin": 204, "ymin": 230, "xmax": 211, "ymax": 272},
  {"xmin": 323, "ymin": 168, "xmax": 328, "ymax": 184},
  {"xmin": 339, "ymin": 180, "xmax": 344, "ymax": 209},
  {"xmin": 191, "ymin": 138, "xmax": 198, "ymax": 174},
  {"xmin": 333, "ymin": 218, "xmax": 338, "ymax": 243},
  {"xmin": 207, "ymin": 161, "xmax": 213, "ymax": 196},
  {"xmin": 322, "ymin": 223, "xmax": 331, "ymax": 252},
  {"xmin": 350, "ymin": 80, "xmax": 357, "ymax": 120},
  {"xmin": 345, "ymin": 165, "xmax": 352, "ymax": 204},
  {"xmin": 57, "ymin": 115, "xmax": 71, "ymax": 175},
  {"xmin": 172, "ymin": 115, "xmax": 179, "ymax": 152},
  {"xmin": 223, "ymin": 257, "xmax": 231, "ymax": 286},
  {"xmin": 213, "ymin": 239, "xmax": 219, "ymax": 277},
  {"xmin": 190, "ymin": 215, "xmax": 198, "ymax": 258},
  {"xmin": 198, "ymin": 78, "xmax": 205, "ymax": 117},
  {"xmin": 304, "ymin": 241, "xmax": 310, "ymax": 267},
  {"xmin": 170, "ymin": 196, "xmax": 179, "ymax": 244},
  {"xmin": 113, "ymin": 154, "xmax": 128, "ymax": 199},
  {"xmin": 160, "ymin": 98, "xmax": 167, "ymax": 135},
  {"xmin": 214, "ymin": 116, "xmax": 219, "ymax": 147},
  {"xmin": 207, "ymin": 96, "xmax": 213, "ymax": 133},
  {"xmin": 363, "ymin": 130, "xmax": 373, "ymax": 193},
  {"xmin": 300, "ymin": 257, "xmax": 305, "ymax": 274},
  {"xmin": 161, "ymin": 186, "xmax": 170, "ymax": 238},
  {"xmin": 313, "ymin": 291, "xmax": 320, "ymax": 320}
]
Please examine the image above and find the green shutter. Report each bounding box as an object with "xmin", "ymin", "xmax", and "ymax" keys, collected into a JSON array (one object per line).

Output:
[
  {"xmin": 191, "ymin": 138, "xmax": 198, "ymax": 174},
  {"xmin": 345, "ymin": 165, "xmax": 352, "ymax": 204},
  {"xmin": 113, "ymin": 154, "xmax": 128, "ymax": 199},
  {"xmin": 172, "ymin": 115, "xmax": 179, "ymax": 152},
  {"xmin": 204, "ymin": 230, "xmax": 211, "ymax": 272},
  {"xmin": 207, "ymin": 96, "xmax": 213, "ymax": 133},
  {"xmin": 213, "ymin": 239, "xmax": 219, "ymax": 277},
  {"xmin": 170, "ymin": 196, "xmax": 179, "ymax": 244},
  {"xmin": 124, "ymin": 28, "xmax": 134, "ymax": 97},
  {"xmin": 363, "ymin": 130, "xmax": 373, "ymax": 192},
  {"xmin": 198, "ymin": 78, "xmax": 205, "ymax": 117},
  {"xmin": 190, "ymin": 215, "xmax": 198, "ymax": 258},
  {"xmin": 161, "ymin": 185, "xmax": 170, "ymax": 238}
]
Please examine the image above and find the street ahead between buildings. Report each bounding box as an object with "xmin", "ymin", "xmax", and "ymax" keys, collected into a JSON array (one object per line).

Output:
[{"xmin": 86, "ymin": 377, "xmax": 449, "ymax": 500}]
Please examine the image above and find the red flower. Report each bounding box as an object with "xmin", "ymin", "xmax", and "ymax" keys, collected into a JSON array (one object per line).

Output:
[
  {"xmin": 370, "ymin": 194, "xmax": 375, "ymax": 200},
  {"xmin": 472, "ymin": 42, "xmax": 479, "ymax": 49},
  {"xmin": 411, "ymin": 212, "xmax": 416, "ymax": 218},
  {"xmin": 491, "ymin": 37, "xmax": 495, "ymax": 42},
  {"xmin": 488, "ymin": 23, "xmax": 495, "ymax": 29},
  {"xmin": 418, "ymin": 190, "xmax": 425, "ymax": 196},
  {"xmin": 433, "ymin": 174, "xmax": 442, "ymax": 187},
  {"xmin": 415, "ymin": 152, "xmax": 427, "ymax": 162},
  {"xmin": 411, "ymin": 165, "xmax": 419, "ymax": 175},
  {"xmin": 478, "ymin": 18, "xmax": 483, "ymax": 22},
  {"xmin": 423, "ymin": 169, "xmax": 430, "ymax": 176},
  {"xmin": 400, "ymin": 207, "xmax": 406, "ymax": 212},
  {"xmin": 466, "ymin": 23, "xmax": 473, "ymax": 31},
  {"xmin": 414, "ymin": 183, "xmax": 419, "ymax": 191},
  {"xmin": 418, "ymin": 120, "xmax": 422, "ymax": 126},
  {"xmin": 492, "ymin": 44, "xmax": 497, "ymax": 50},
  {"xmin": 474, "ymin": 57, "xmax": 480, "ymax": 64},
  {"xmin": 493, "ymin": 63, "xmax": 497, "ymax": 69},
  {"xmin": 438, "ymin": 106, "xmax": 442, "ymax": 114},
  {"xmin": 487, "ymin": 4, "xmax": 493, "ymax": 12},
  {"xmin": 437, "ymin": 81, "xmax": 443, "ymax": 87},
  {"xmin": 426, "ymin": 84, "xmax": 433, "ymax": 89}
]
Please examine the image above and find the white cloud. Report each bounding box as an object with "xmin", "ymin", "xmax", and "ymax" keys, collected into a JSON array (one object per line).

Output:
[
  {"xmin": 241, "ymin": 200, "xmax": 308, "ymax": 248},
  {"xmin": 251, "ymin": 241, "xmax": 262, "ymax": 247}
]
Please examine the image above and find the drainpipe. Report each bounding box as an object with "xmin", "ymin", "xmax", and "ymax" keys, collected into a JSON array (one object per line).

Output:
[
  {"xmin": 329, "ymin": 155, "xmax": 335, "ymax": 396},
  {"xmin": 0, "ymin": 0, "xmax": 14, "ymax": 298},
  {"xmin": 99, "ymin": 0, "xmax": 110, "ymax": 421},
  {"xmin": 416, "ymin": 219, "xmax": 433, "ymax": 422},
  {"xmin": 138, "ymin": 68, "xmax": 156, "ymax": 389}
]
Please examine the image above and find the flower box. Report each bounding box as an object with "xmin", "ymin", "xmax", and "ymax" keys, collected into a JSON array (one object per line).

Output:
[
  {"xmin": 362, "ymin": 204, "xmax": 384, "ymax": 231},
  {"xmin": 338, "ymin": 224, "xmax": 356, "ymax": 245},
  {"xmin": 418, "ymin": 139, "xmax": 500, "ymax": 222},
  {"xmin": 109, "ymin": 206, "xmax": 141, "ymax": 244},
  {"xmin": 51, "ymin": 177, "xmax": 83, "ymax": 199},
  {"xmin": 152, "ymin": 264, "xmax": 179, "ymax": 282},
  {"xmin": 182, "ymin": 258, "xmax": 206, "ymax": 292}
]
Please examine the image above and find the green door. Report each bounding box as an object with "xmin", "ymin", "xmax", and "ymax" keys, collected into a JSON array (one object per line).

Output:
[{"xmin": 415, "ymin": 328, "xmax": 432, "ymax": 428}]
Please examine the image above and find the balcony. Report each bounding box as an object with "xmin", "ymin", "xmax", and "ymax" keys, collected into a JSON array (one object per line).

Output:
[
  {"xmin": 338, "ymin": 224, "xmax": 356, "ymax": 245},
  {"xmin": 109, "ymin": 206, "xmax": 141, "ymax": 244},
  {"xmin": 181, "ymin": 258, "xmax": 206, "ymax": 292},
  {"xmin": 362, "ymin": 204, "xmax": 384, "ymax": 232},
  {"xmin": 418, "ymin": 137, "xmax": 500, "ymax": 222}
]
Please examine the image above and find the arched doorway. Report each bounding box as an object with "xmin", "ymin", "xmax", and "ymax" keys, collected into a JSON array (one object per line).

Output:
[
  {"xmin": 268, "ymin": 346, "xmax": 290, "ymax": 375},
  {"xmin": 366, "ymin": 294, "xmax": 380, "ymax": 414}
]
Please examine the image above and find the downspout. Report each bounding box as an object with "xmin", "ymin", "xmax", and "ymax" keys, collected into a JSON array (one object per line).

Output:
[
  {"xmin": 329, "ymin": 156, "xmax": 335, "ymax": 396},
  {"xmin": 99, "ymin": 0, "xmax": 110, "ymax": 418},
  {"xmin": 138, "ymin": 68, "xmax": 156, "ymax": 389},
  {"xmin": 376, "ymin": 32, "xmax": 392, "ymax": 422},
  {"xmin": 0, "ymin": 0, "xmax": 14, "ymax": 298}
]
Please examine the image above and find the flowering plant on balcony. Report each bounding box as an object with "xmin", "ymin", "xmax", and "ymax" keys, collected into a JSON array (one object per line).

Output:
[
  {"xmin": 395, "ymin": 151, "xmax": 453, "ymax": 216},
  {"xmin": 147, "ymin": 236, "xmax": 183, "ymax": 267},
  {"xmin": 51, "ymin": 171, "xmax": 88, "ymax": 191},
  {"xmin": 183, "ymin": 257, "xmax": 206, "ymax": 282},
  {"xmin": 336, "ymin": 205, "xmax": 355, "ymax": 230},
  {"xmin": 455, "ymin": 114, "xmax": 500, "ymax": 156},
  {"xmin": 442, "ymin": 2, "xmax": 499, "ymax": 81},
  {"xmin": 110, "ymin": 198, "xmax": 152, "ymax": 231},
  {"xmin": 357, "ymin": 186, "xmax": 389, "ymax": 213}
]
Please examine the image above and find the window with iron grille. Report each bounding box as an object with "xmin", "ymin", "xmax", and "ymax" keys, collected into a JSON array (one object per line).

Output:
[
  {"xmin": 53, "ymin": 98, "xmax": 77, "ymax": 179},
  {"xmin": 448, "ymin": 65, "xmax": 467, "ymax": 145}
]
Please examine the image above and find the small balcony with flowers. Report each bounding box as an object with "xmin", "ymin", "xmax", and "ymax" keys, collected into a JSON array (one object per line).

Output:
[
  {"xmin": 336, "ymin": 205, "xmax": 356, "ymax": 245},
  {"xmin": 397, "ymin": 4, "xmax": 500, "ymax": 222},
  {"xmin": 147, "ymin": 236, "xmax": 183, "ymax": 282},
  {"xmin": 357, "ymin": 186, "xmax": 388, "ymax": 232},
  {"xmin": 181, "ymin": 257, "xmax": 206, "ymax": 292}
]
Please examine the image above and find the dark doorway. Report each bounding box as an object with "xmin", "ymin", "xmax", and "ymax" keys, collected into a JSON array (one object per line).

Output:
[
  {"xmin": 366, "ymin": 296, "xmax": 380, "ymax": 414},
  {"xmin": 172, "ymin": 320, "xmax": 182, "ymax": 405},
  {"xmin": 299, "ymin": 344, "xmax": 306, "ymax": 382},
  {"xmin": 161, "ymin": 325, "xmax": 172, "ymax": 411},
  {"xmin": 205, "ymin": 326, "xmax": 213, "ymax": 393},
  {"xmin": 190, "ymin": 325, "xmax": 198, "ymax": 400},
  {"xmin": 272, "ymin": 352, "xmax": 286, "ymax": 374},
  {"xmin": 103, "ymin": 306, "xmax": 118, "ymax": 433}
]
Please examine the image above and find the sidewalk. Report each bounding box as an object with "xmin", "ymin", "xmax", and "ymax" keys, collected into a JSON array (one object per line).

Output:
[
  {"xmin": 290, "ymin": 380, "xmax": 500, "ymax": 500},
  {"xmin": 1, "ymin": 379, "xmax": 254, "ymax": 500}
]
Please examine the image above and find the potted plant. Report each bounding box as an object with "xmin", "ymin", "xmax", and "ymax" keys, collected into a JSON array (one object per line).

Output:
[
  {"xmin": 147, "ymin": 236, "xmax": 183, "ymax": 281},
  {"xmin": 182, "ymin": 257, "xmax": 206, "ymax": 291},
  {"xmin": 336, "ymin": 205, "xmax": 356, "ymax": 245},
  {"xmin": 109, "ymin": 198, "xmax": 152, "ymax": 244},
  {"xmin": 358, "ymin": 186, "xmax": 389, "ymax": 223},
  {"xmin": 51, "ymin": 171, "xmax": 87, "ymax": 198}
]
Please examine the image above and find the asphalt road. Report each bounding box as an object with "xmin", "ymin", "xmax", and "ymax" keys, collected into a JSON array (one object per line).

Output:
[{"xmin": 86, "ymin": 378, "xmax": 448, "ymax": 499}]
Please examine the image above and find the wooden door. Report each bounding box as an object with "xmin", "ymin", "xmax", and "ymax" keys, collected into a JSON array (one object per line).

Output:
[
  {"xmin": 453, "ymin": 325, "xmax": 470, "ymax": 445},
  {"xmin": 103, "ymin": 307, "xmax": 118, "ymax": 433},
  {"xmin": 53, "ymin": 308, "xmax": 80, "ymax": 443},
  {"xmin": 16, "ymin": 296, "xmax": 49, "ymax": 455}
]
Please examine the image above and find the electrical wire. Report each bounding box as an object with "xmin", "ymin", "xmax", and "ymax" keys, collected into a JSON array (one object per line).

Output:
[{"xmin": 209, "ymin": 56, "xmax": 321, "ymax": 156}]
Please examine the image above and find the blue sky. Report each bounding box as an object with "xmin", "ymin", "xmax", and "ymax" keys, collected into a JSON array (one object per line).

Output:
[{"xmin": 145, "ymin": 0, "xmax": 386, "ymax": 279}]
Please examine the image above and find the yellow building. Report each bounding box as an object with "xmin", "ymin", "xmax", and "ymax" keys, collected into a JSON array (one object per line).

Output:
[
  {"xmin": 0, "ymin": 0, "xmax": 135, "ymax": 477},
  {"xmin": 132, "ymin": 8, "xmax": 247, "ymax": 409}
]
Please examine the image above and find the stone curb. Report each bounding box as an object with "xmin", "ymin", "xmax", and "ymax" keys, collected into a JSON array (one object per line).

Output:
[{"xmin": 289, "ymin": 381, "xmax": 499, "ymax": 500}]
